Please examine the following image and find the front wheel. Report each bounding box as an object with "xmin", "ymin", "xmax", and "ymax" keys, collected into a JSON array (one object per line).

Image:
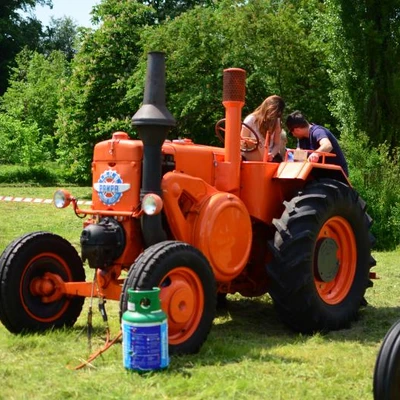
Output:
[
  {"xmin": 120, "ymin": 241, "xmax": 216, "ymax": 355},
  {"xmin": 267, "ymin": 178, "xmax": 375, "ymax": 333},
  {"xmin": 0, "ymin": 232, "xmax": 86, "ymax": 333}
]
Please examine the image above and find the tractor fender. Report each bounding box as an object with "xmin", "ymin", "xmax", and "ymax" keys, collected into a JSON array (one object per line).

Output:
[{"xmin": 275, "ymin": 161, "xmax": 350, "ymax": 185}]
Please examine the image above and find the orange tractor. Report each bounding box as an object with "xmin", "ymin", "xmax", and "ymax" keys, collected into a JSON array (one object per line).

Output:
[{"xmin": 0, "ymin": 52, "xmax": 375, "ymax": 354}]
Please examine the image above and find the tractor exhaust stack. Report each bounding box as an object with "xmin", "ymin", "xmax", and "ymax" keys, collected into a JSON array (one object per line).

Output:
[{"xmin": 132, "ymin": 51, "xmax": 176, "ymax": 247}]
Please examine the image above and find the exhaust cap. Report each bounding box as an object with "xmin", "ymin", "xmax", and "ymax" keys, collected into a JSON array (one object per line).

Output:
[{"xmin": 223, "ymin": 68, "xmax": 246, "ymax": 103}]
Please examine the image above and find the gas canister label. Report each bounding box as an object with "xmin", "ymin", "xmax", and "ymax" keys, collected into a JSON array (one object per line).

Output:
[
  {"xmin": 122, "ymin": 321, "xmax": 169, "ymax": 371},
  {"xmin": 93, "ymin": 169, "xmax": 130, "ymax": 206}
]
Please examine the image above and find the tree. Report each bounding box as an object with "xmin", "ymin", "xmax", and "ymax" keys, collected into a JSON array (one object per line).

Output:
[
  {"xmin": 136, "ymin": 0, "xmax": 214, "ymax": 22},
  {"xmin": 0, "ymin": 113, "xmax": 43, "ymax": 166},
  {"xmin": 131, "ymin": 0, "xmax": 332, "ymax": 143},
  {"xmin": 0, "ymin": 0, "xmax": 52, "ymax": 94},
  {"xmin": 1, "ymin": 48, "xmax": 69, "ymax": 160},
  {"xmin": 40, "ymin": 16, "xmax": 79, "ymax": 61},
  {"xmin": 56, "ymin": 0, "xmax": 333, "ymax": 181},
  {"xmin": 55, "ymin": 0, "xmax": 215, "ymax": 182},
  {"xmin": 56, "ymin": 0, "xmax": 157, "ymax": 182},
  {"xmin": 323, "ymin": 0, "xmax": 400, "ymax": 146}
]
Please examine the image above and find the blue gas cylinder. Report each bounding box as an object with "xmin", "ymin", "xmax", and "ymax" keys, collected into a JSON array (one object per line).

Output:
[{"xmin": 122, "ymin": 287, "xmax": 169, "ymax": 372}]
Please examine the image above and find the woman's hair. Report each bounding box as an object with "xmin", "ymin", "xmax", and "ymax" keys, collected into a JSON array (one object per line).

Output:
[{"xmin": 252, "ymin": 95, "xmax": 285, "ymax": 138}]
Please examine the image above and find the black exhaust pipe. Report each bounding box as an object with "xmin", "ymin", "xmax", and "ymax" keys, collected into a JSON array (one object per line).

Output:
[{"xmin": 132, "ymin": 52, "xmax": 176, "ymax": 247}]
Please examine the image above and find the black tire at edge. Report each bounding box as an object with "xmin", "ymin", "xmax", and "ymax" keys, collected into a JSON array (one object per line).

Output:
[
  {"xmin": 0, "ymin": 231, "xmax": 85, "ymax": 333},
  {"xmin": 373, "ymin": 319, "xmax": 400, "ymax": 400}
]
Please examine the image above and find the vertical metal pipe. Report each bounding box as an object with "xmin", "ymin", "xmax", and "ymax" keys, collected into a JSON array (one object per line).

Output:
[
  {"xmin": 222, "ymin": 68, "xmax": 246, "ymax": 192},
  {"xmin": 131, "ymin": 52, "xmax": 176, "ymax": 247}
]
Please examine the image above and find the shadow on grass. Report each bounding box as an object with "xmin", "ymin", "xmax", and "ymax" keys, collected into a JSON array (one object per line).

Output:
[
  {"xmin": 9, "ymin": 294, "xmax": 397, "ymax": 374},
  {"xmin": 164, "ymin": 296, "xmax": 400, "ymax": 373},
  {"xmin": 213, "ymin": 296, "xmax": 400, "ymax": 340},
  {"xmin": 68, "ymin": 294, "xmax": 400, "ymax": 356}
]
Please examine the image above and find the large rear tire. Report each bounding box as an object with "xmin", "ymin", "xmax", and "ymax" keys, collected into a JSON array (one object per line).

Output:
[
  {"xmin": 373, "ymin": 320, "xmax": 400, "ymax": 400},
  {"xmin": 120, "ymin": 241, "xmax": 216, "ymax": 355},
  {"xmin": 267, "ymin": 178, "xmax": 375, "ymax": 333},
  {"xmin": 0, "ymin": 232, "xmax": 85, "ymax": 333}
]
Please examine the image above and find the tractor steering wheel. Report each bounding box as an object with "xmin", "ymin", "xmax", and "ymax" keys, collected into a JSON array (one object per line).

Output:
[{"xmin": 215, "ymin": 119, "xmax": 260, "ymax": 153}]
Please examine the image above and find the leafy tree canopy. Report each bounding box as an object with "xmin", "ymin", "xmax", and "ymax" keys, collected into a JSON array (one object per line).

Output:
[
  {"xmin": 131, "ymin": 0, "xmax": 331, "ymax": 142},
  {"xmin": 1, "ymin": 48, "xmax": 69, "ymax": 160},
  {"xmin": 39, "ymin": 16, "xmax": 79, "ymax": 61},
  {"xmin": 55, "ymin": 0, "xmax": 332, "ymax": 181},
  {"xmin": 55, "ymin": 0, "xmax": 156, "ymax": 182},
  {"xmin": 323, "ymin": 0, "xmax": 400, "ymax": 146},
  {"xmin": 0, "ymin": 0, "xmax": 53, "ymax": 94}
]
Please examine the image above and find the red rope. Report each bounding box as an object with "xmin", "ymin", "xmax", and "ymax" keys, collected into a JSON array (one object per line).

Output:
[{"xmin": 68, "ymin": 329, "xmax": 122, "ymax": 370}]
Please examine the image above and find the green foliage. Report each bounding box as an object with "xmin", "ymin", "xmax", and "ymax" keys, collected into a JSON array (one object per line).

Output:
[
  {"xmin": 128, "ymin": 0, "xmax": 332, "ymax": 143},
  {"xmin": 0, "ymin": 0, "xmax": 52, "ymax": 94},
  {"xmin": 55, "ymin": 0, "xmax": 156, "ymax": 182},
  {"xmin": 135, "ymin": 0, "xmax": 214, "ymax": 23},
  {"xmin": 0, "ymin": 113, "xmax": 44, "ymax": 166},
  {"xmin": 55, "ymin": 0, "xmax": 334, "ymax": 181},
  {"xmin": 1, "ymin": 49, "xmax": 70, "ymax": 159},
  {"xmin": 0, "ymin": 164, "xmax": 59, "ymax": 185},
  {"xmin": 323, "ymin": 0, "xmax": 400, "ymax": 146},
  {"xmin": 341, "ymin": 130, "xmax": 400, "ymax": 250},
  {"xmin": 39, "ymin": 16, "xmax": 80, "ymax": 61}
]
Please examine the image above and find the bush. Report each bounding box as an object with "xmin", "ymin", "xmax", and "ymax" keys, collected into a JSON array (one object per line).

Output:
[
  {"xmin": 0, "ymin": 113, "xmax": 47, "ymax": 166},
  {"xmin": 341, "ymin": 131, "xmax": 400, "ymax": 250},
  {"xmin": 0, "ymin": 165, "xmax": 59, "ymax": 185},
  {"xmin": 1, "ymin": 49, "xmax": 69, "ymax": 161}
]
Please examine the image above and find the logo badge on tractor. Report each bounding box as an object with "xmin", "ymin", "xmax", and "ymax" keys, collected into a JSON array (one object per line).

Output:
[{"xmin": 94, "ymin": 169, "xmax": 130, "ymax": 206}]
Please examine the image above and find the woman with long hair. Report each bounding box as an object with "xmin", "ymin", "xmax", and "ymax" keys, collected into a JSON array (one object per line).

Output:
[{"xmin": 241, "ymin": 95, "xmax": 285, "ymax": 161}]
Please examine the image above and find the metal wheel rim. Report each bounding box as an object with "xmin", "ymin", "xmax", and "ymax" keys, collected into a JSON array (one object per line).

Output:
[
  {"xmin": 159, "ymin": 266, "xmax": 204, "ymax": 345},
  {"xmin": 315, "ymin": 216, "xmax": 357, "ymax": 304}
]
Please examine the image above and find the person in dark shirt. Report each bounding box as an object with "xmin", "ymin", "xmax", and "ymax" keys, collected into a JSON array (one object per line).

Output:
[{"xmin": 285, "ymin": 110, "xmax": 349, "ymax": 176}]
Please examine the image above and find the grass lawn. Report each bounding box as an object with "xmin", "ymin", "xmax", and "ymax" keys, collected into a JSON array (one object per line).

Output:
[{"xmin": 0, "ymin": 186, "xmax": 398, "ymax": 399}]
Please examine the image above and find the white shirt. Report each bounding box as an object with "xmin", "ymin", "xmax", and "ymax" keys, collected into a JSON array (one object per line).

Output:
[{"xmin": 242, "ymin": 114, "xmax": 281, "ymax": 156}]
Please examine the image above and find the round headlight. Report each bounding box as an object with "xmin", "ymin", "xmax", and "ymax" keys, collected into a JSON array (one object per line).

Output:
[
  {"xmin": 142, "ymin": 194, "xmax": 163, "ymax": 215},
  {"xmin": 53, "ymin": 189, "xmax": 72, "ymax": 209}
]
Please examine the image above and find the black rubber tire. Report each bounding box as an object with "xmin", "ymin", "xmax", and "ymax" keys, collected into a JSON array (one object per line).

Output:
[
  {"xmin": 0, "ymin": 232, "xmax": 86, "ymax": 333},
  {"xmin": 267, "ymin": 178, "xmax": 375, "ymax": 333},
  {"xmin": 120, "ymin": 240, "xmax": 216, "ymax": 355},
  {"xmin": 373, "ymin": 320, "xmax": 400, "ymax": 400}
]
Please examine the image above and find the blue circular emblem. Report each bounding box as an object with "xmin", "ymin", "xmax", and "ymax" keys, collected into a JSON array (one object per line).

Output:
[{"xmin": 97, "ymin": 170, "xmax": 124, "ymax": 206}]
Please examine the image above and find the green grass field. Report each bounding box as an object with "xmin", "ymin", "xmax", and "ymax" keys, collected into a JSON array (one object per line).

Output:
[{"xmin": 0, "ymin": 186, "xmax": 398, "ymax": 399}]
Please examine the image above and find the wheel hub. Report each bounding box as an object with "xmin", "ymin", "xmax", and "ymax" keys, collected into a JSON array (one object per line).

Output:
[
  {"xmin": 30, "ymin": 272, "xmax": 64, "ymax": 303},
  {"xmin": 168, "ymin": 286, "xmax": 194, "ymax": 324},
  {"xmin": 315, "ymin": 238, "xmax": 339, "ymax": 282}
]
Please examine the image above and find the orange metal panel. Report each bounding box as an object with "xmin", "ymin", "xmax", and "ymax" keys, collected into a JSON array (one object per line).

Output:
[
  {"xmin": 91, "ymin": 133, "xmax": 142, "ymax": 212},
  {"xmin": 93, "ymin": 132, "xmax": 143, "ymax": 161},
  {"xmin": 240, "ymin": 162, "xmax": 287, "ymax": 223},
  {"xmin": 162, "ymin": 142, "xmax": 224, "ymax": 185},
  {"xmin": 162, "ymin": 172, "xmax": 252, "ymax": 282},
  {"xmin": 193, "ymin": 192, "xmax": 252, "ymax": 282},
  {"xmin": 161, "ymin": 171, "xmax": 217, "ymax": 243}
]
